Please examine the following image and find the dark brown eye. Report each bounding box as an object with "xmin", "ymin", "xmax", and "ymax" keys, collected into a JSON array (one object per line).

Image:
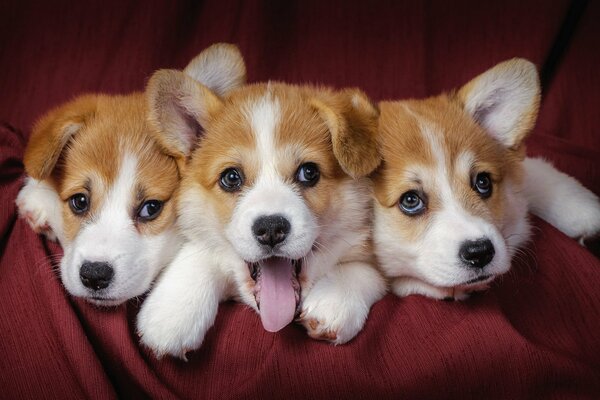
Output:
[
  {"xmin": 69, "ymin": 193, "xmax": 89, "ymax": 214},
  {"xmin": 473, "ymin": 172, "xmax": 493, "ymax": 198},
  {"xmin": 219, "ymin": 168, "xmax": 244, "ymax": 192},
  {"xmin": 138, "ymin": 200, "xmax": 163, "ymax": 221},
  {"xmin": 295, "ymin": 162, "xmax": 320, "ymax": 187},
  {"xmin": 399, "ymin": 190, "xmax": 426, "ymax": 216}
]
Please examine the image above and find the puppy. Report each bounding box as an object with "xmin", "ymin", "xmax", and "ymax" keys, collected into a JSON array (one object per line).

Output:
[
  {"xmin": 15, "ymin": 43, "xmax": 246, "ymax": 306},
  {"xmin": 372, "ymin": 58, "xmax": 600, "ymax": 301},
  {"xmin": 137, "ymin": 72, "xmax": 387, "ymax": 358}
]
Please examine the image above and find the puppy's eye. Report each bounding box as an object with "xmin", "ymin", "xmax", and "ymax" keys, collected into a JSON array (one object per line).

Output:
[
  {"xmin": 69, "ymin": 193, "xmax": 89, "ymax": 214},
  {"xmin": 399, "ymin": 191, "xmax": 426, "ymax": 216},
  {"xmin": 295, "ymin": 162, "xmax": 320, "ymax": 187},
  {"xmin": 138, "ymin": 200, "xmax": 163, "ymax": 221},
  {"xmin": 473, "ymin": 172, "xmax": 492, "ymax": 198},
  {"xmin": 219, "ymin": 168, "xmax": 244, "ymax": 192}
]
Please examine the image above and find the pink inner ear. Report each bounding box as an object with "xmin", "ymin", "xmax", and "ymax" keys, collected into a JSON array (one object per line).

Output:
[{"xmin": 177, "ymin": 103, "xmax": 205, "ymax": 154}]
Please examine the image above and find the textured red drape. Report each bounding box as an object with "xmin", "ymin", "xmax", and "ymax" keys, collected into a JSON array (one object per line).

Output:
[{"xmin": 1, "ymin": 1, "xmax": 599, "ymax": 398}]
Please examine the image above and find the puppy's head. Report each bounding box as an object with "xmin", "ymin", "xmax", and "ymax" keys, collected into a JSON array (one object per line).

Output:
[
  {"xmin": 151, "ymin": 74, "xmax": 379, "ymax": 330},
  {"xmin": 373, "ymin": 59, "xmax": 539, "ymax": 294},
  {"xmin": 23, "ymin": 43, "xmax": 246, "ymax": 305},
  {"xmin": 25, "ymin": 94, "xmax": 181, "ymax": 306}
]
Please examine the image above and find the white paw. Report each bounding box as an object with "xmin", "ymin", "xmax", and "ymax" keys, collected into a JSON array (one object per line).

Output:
[
  {"xmin": 523, "ymin": 157, "xmax": 600, "ymax": 241},
  {"xmin": 136, "ymin": 243, "xmax": 224, "ymax": 360},
  {"xmin": 299, "ymin": 293, "xmax": 368, "ymax": 345},
  {"xmin": 16, "ymin": 177, "xmax": 60, "ymax": 241},
  {"xmin": 137, "ymin": 298, "xmax": 208, "ymax": 361},
  {"xmin": 299, "ymin": 262, "xmax": 385, "ymax": 344}
]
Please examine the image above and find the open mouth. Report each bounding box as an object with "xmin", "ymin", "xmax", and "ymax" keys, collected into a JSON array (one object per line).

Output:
[
  {"xmin": 89, "ymin": 295, "xmax": 122, "ymax": 307},
  {"xmin": 463, "ymin": 274, "xmax": 493, "ymax": 285},
  {"xmin": 248, "ymin": 257, "xmax": 302, "ymax": 332}
]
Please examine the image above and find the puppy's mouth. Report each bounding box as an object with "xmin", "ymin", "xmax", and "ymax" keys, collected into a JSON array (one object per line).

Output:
[
  {"xmin": 464, "ymin": 274, "xmax": 492, "ymax": 285},
  {"xmin": 248, "ymin": 257, "xmax": 302, "ymax": 333},
  {"xmin": 88, "ymin": 295, "xmax": 124, "ymax": 307}
]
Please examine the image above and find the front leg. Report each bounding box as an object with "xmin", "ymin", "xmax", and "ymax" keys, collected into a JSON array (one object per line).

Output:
[
  {"xmin": 15, "ymin": 177, "xmax": 64, "ymax": 243},
  {"xmin": 523, "ymin": 157, "xmax": 600, "ymax": 243},
  {"xmin": 299, "ymin": 261, "xmax": 386, "ymax": 344},
  {"xmin": 137, "ymin": 242, "xmax": 227, "ymax": 360}
]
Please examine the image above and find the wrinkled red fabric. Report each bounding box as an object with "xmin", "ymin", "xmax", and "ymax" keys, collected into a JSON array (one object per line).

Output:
[{"xmin": 1, "ymin": 1, "xmax": 599, "ymax": 398}]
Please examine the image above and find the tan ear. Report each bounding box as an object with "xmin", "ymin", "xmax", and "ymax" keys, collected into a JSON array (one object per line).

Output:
[
  {"xmin": 312, "ymin": 89, "xmax": 380, "ymax": 178},
  {"xmin": 183, "ymin": 43, "xmax": 246, "ymax": 97},
  {"xmin": 146, "ymin": 69, "xmax": 224, "ymax": 159},
  {"xmin": 24, "ymin": 95, "xmax": 97, "ymax": 179},
  {"xmin": 457, "ymin": 58, "xmax": 540, "ymax": 149}
]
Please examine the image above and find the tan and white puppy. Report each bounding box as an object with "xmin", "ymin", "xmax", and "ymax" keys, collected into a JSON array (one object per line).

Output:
[
  {"xmin": 15, "ymin": 43, "xmax": 246, "ymax": 306},
  {"xmin": 137, "ymin": 73, "xmax": 387, "ymax": 358},
  {"xmin": 372, "ymin": 58, "xmax": 600, "ymax": 301}
]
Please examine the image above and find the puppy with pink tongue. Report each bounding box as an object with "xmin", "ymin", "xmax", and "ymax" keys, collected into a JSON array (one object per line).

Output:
[{"xmin": 136, "ymin": 71, "xmax": 386, "ymax": 359}]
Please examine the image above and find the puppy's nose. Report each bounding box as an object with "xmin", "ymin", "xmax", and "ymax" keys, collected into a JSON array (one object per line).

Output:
[
  {"xmin": 459, "ymin": 238, "xmax": 495, "ymax": 269},
  {"xmin": 252, "ymin": 215, "xmax": 291, "ymax": 247},
  {"xmin": 80, "ymin": 261, "xmax": 114, "ymax": 290}
]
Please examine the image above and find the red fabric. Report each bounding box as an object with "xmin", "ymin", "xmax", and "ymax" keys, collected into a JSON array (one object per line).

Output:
[{"xmin": 1, "ymin": 1, "xmax": 600, "ymax": 398}]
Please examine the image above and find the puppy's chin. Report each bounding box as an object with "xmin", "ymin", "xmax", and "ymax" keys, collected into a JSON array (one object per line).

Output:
[{"xmin": 87, "ymin": 296, "xmax": 127, "ymax": 307}]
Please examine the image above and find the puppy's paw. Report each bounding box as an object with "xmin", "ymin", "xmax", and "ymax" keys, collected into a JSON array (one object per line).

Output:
[
  {"xmin": 301, "ymin": 317, "xmax": 339, "ymax": 342},
  {"xmin": 299, "ymin": 292, "xmax": 367, "ymax": 345},
  {"xmin": 16, "ymin": 178, "xmax": 59, "ymax": 241},
  {"xmin": 523, "ymin": 157, "xmax": 600, "ymax": 242},
  {"xmin": 137, "ymin": 300, "xmax": 207, "ymax": 360},
  {"xmin": 565, "ymin": 195, "xmax": 600, "ymax": 244}
]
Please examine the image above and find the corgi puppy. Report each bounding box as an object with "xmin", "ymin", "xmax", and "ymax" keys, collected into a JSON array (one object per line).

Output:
[
  {"xmin": 15, "ymin": 43, "xmax": 246, "ymax": 306},
  {"xmin": 372, "ymin": 58, "xmax": 600, "ymax": 301},
  {"xmin": 136, "ymin": 72, "xmax": 387, "ymax": 358}
]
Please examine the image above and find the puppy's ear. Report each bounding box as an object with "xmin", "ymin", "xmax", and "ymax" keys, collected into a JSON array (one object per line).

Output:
[
  {"xmin": 146, "ymin": 69, "xmax": 224, "ymax": 160},
  {"xmin": 24, "ymin": 95, "xmax": 97, "ymax": 180},
  {"xmin": 312, "ymin": 89, "xmax": 380, "ymax": 178},
  {"xmin": 457, "ymin": 58, "xmax": 540, "ymax": 149},
  {"xmin": 183, "ymin": 43, "xmax": 246, "ymax": 97}
]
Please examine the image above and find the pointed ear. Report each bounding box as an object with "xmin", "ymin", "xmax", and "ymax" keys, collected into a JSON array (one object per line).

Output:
[
  {"xmin": 312, "ymin": 89, "xmax": 380, "ymax": 178},
  {"xmin": 24, "ymin": 95, "xmax": 97, "ymax": 179},
  {"xmin": 146, "ymin": 69, "xmax": 224, "ymax": 159},
  {"xmin": 183, "ymin": 43, "xmax": 246, "ymax": 97},
  {"xmin": 457, "ymin": 58, "xmax": 540, "ymax": 149}
]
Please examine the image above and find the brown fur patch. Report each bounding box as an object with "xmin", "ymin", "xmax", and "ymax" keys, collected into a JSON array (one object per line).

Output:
[{"xmin": 25, "ymin": 94, "xmax": 180, "ymax": 242}]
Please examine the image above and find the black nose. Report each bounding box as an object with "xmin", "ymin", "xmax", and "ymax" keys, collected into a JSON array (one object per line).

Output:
[
  {"xmin": 459, "ymin": 239, "xmax": 495, "ymax": 269},
  {"xmin": 80, "ymin": 261, "xmax": 114, "ymax": 290},
  {"xmin": 252, "ymin": 215, "xmax": 291, "ymax": 247}
]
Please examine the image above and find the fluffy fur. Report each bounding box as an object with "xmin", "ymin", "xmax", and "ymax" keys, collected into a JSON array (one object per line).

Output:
[
  {"xmin": 16, "ymin": 43, "xmax": 246, "ymax": 305},
  {"xmin": 372, "ymin": 58, "xmax": 600, "ymax": 300},
  {"xmin": 137, "ymin": 76, "xmax": 386, "ymax": 359}
]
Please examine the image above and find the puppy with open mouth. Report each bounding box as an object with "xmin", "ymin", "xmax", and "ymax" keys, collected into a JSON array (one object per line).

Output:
[
  {"xmin": 137, "ymin": 72, "xmax": 387, "ymax": 358},
  {"xmin": 372, "ymin": 58, "xmax": 600, "ymax": 301},
  {"xmin": 15, "ymin": 43, "xmax": 246, "ymax": 306}
]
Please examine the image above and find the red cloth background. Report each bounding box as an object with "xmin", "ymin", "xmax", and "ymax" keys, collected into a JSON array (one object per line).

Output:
[{"xmin": 1, "ymin": 1, "xmax": 599, "ymax": 398}]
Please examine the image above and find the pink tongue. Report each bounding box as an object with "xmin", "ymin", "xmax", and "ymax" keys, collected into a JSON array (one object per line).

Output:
[{"xmin": 258, "ymin": 257, "xmax": 296, "ymax": 332}]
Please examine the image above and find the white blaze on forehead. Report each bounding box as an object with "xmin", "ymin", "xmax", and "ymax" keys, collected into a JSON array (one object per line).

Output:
[
  {"xmin": 99, "ymin": 153, "xmax": 138, "ymax": 225},
  {"xmin": 415, "ymin": 116, "xmax": 456, "ymax": 208},
  {"xmin": 246, "ymin": 89, "xmax": 282, "ymax": 181}
]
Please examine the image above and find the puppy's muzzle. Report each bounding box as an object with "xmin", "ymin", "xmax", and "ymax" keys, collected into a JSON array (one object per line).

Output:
[
  {"xmin": 252, "ymin": 214, "xmax": 291, "ymax": 248},
  {"xmin": 79, "ymin": 261, "xmax": 114, "ymax": 290},
  {"xmin": 459, "ymin": 238, "xmax": 495, "ymax": 269}
]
